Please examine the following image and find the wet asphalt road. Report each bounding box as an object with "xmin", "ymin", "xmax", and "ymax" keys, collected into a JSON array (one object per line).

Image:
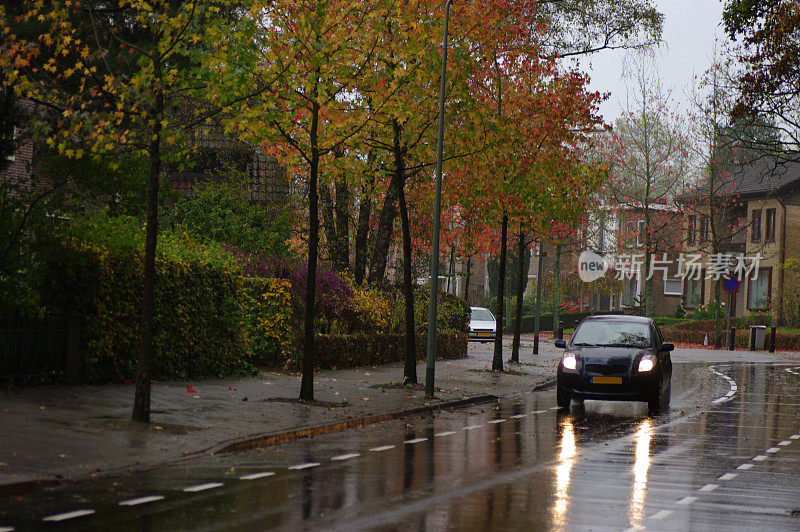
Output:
[{"xmin": 2, "ymin": 360, "xmax": 800, "ymax": 531}]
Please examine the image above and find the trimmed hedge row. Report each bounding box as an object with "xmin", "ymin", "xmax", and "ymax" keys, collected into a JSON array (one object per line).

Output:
[
  {"xmin": 662, "ymin": 327, "xmax": 800, "ymax": 350},
  {"xmin": 505, "ymin": 311, "xmax": 623, "ymax": 333},
  {"xmin": 300, "ymin": 332, "xmax": 467, "ymax": 371},
  {"xmin": 40, "ymin": 243, "xmax": 254, "ymax": 383}
]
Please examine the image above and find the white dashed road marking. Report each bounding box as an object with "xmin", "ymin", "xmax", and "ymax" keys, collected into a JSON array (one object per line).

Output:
[
  {"xmin": 650, "ymin": 510, "xmax": 673, "ymax": 520},
  {"xmin": 183, "ymin": 482, "xmax": 223, "ymax": 493},
  {"xmin": 369, "ymin": 445, "xmax": 395, "ymax": 452},
  {"xmin": 288, "ymin": 463, "xmax": 320, "ymax": 470},
  {"xmin": 42, "ymin": 510, "xmax": 95, "ymax": 522},
  {"xmin": 510, "ymin": 414, "xmax": 527, "ymax": 419},
  {"xmin": 677, "ymin": 496, "xmax": 697, "ymax": 505},
  {"xmin": 404, "ymin": 438, "xmax": 427, "ymax": 444},
  {"xmin": 791, "ymin": 434, "xmax": 800, "ymax": 440},
  {"xmin": 766, "ymin": 447, "xmax": 780, "ymax": 453},
  {"xmin": 699, "ymin": 484, "xmax": 718, "ymax": 492},
  {"xmin": 434, "ymin": 431, "xmax": 456, "ymax": 437},
  {"xmin": 0, "ymin": 527, "xmax": 15, "ymax": 531},
  {"xmin": 240, "ymin": 471, "xmax": 276, "ymax": 480},
  {"xmin": 753, "ymin": 455, "xmax": 768, "ymax": 461},
  {"xmin": 778, "ymin": 440, "xmax": 791, "ymax": 446},
  {"xmin": 331, "ymin": 453, "xmax": 361, "ymax": 461},
  {"xmin": 718, "ymin": 473, "xmax": 737, "ymax": 481},
  {"xmin": 737, "ymin": 463, "xmax": 754, "ymax": 470},
  {"xmin": 119, "ymin": 495, "xmax": 165, "ymax": 506},
  {"xmin": 532, "ymin": 410, "xmax": 547, "ymax": 414},
  {"xmin": 487, "ymin": 419, "xmax": 506, "ymax": 424},
  {"xmin": 463, "ymin": 425, "xmax": 482, "ymax": 431}
]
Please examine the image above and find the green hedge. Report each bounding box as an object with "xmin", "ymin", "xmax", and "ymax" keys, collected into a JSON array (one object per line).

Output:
[
  {"xmin": 241, "ymin": 277, "xmax": 294, "ymax": 367},
  {"xmin": 40, "ymin": 242, "xmax": 254, "ymax": 383},
  {"xmin": 661, "ymin": 327, "xmax": 800, "ymax": 350},
  {"xmin": 505, "ymin": 311, "xmax": 623, "ymax": 333},
  {"xmin": 300, "ymin": 332, "xmax": 467, "ymax": 370}
]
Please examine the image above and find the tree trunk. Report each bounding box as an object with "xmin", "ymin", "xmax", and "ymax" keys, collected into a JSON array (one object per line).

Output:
[
  {"xmin": 464, "ymin": 254, "xmax": 472, "ymax": 304},
  {"xmin": 553, "ymin": 244, "xmax": 561, "ymax": 338},
  {"xmin": 320, "ymin": 183, "xmax": 337, "ymax": 263},
  {"xmin": 533, "ymin": 241, "xmax": 544, "ymax": 354},
  {"xmin": 511, "ymin": 225, "xmax": 526, "ymax": 363},
  {"xmin": 644, "ymin": 249, "xmax": 653, "ymax": 317},
  {"xmin": 447, "ymin": 243, "xmax": 456, "ymax": 293},
  {"xmin": 367, "ymin": 170, "xmax": 401, "ymax": 285},
  {"xmin": 131, "ymin": 53, "xmax": 163, "ymax": 424},
  {"xmin": 354, "ymin": 183, "xmax": 373, "ymax": 285},
  {"xmin": 300, "ymin": 94, "xmax": 321, "ymax": 402},
  {"xmin": 492, "ymin": 214, "xmax": 508, "ymax": 371},
  {"xmin": 333, "ymin": 178, "xmax": 350, "ymax": 272},
  {"xmin": 393, "ymin": 121, "xmax": 417, "ymax": 384}
]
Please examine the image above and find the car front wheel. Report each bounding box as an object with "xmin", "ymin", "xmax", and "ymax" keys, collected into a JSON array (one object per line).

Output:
[{"xmin": 556, "ymin": 385, "xmax": 571, "ymax": 408}]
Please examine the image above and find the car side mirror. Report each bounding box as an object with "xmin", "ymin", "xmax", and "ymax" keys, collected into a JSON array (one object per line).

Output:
[
  {"xmin": 661, "ymin": 342, "xmax": 674, "ymax": 352},
  {"xmin": 555, "ymin": 339, "xmax": 567, "ymax": 349}
]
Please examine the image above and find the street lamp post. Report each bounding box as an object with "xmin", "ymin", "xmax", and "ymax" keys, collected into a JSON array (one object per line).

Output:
[{"xmin": 425, "ymin": 0, "xmax": 454, "ymax": 398}]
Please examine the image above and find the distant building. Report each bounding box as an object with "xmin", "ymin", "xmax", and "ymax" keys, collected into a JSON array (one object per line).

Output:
[{"xmin": 681, "ymin": 160, "xmax": 800, "ymax": 323}]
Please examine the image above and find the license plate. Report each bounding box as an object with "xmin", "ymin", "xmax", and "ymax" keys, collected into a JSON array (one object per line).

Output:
[
  {"xmin": 592, "ymin": 376, "xmax": 622, "ymax": 384},
  {"xmin": 478, "ymin": 332, "xmax": 492, "ymax": 337}
]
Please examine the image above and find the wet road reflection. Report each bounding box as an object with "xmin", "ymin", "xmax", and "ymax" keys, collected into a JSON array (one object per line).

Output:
[
  {"xmin": 551, "ymin": 416, "xmax": 575, "ymax": 529},
  {"xmin": 1, "ymin": 361, "xmax": 799, "ymax": 531}
]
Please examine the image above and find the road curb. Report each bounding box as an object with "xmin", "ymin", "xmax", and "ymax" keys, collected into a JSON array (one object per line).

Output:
[{"xmin": 209, "ymin": 393, "xmax": 499, "ymax": 455}]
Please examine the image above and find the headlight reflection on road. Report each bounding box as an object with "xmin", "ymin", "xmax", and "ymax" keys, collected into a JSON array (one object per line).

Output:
[
  {"xmin": 552, "ymin": 417, "xmax": 576, "ymax": 528},
  {"xmin": 629, "ymin": 419, "xmax": 652, "ymax": 527}
]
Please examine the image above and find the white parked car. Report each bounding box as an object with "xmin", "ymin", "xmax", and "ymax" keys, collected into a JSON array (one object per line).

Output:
[{"xmin": 469, "ymin": 306, "xmax": 496, "ymax": 343}]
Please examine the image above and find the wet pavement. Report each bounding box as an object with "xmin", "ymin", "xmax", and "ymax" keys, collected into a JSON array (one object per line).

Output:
[{"xmin": 2, "ymin": 359, "xmax": 799, "ymax": 531}]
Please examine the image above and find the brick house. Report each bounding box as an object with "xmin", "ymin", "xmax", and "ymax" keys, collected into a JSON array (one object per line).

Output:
[{"xmin": 680, "ymin": 160, "xmax": 800, "ymax": 323}]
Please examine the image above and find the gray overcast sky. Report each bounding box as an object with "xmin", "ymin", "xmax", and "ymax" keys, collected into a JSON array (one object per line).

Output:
[{"xmin": 580, "ymin": 0, "xmax": 725, "ymax": 125}]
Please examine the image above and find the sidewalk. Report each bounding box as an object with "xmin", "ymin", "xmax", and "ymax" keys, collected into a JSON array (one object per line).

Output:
[{"xmin": 0, "ymin": 335, "xmax": 563, "ymax": 493}]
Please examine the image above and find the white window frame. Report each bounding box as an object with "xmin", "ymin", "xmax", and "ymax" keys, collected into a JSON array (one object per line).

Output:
[
  {"xmin": 636, "ymin": 220, "xmax": 645, "ymax": 247},
  {"xmin": 663, "ymin": 278, "xmax": 682, "ymax": 296}
]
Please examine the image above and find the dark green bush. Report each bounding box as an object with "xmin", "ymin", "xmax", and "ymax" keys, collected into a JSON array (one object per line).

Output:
[
  {"xmin": 410, "ymin": 287, "xmax": 470, "ymax": 333},
  {"xmin": 39, "ymin": 239, "xmax": 253, "ymax": 383},
  {"xmin": 296, "ymin": 332, "xmax": 467, "ymax": 371}
]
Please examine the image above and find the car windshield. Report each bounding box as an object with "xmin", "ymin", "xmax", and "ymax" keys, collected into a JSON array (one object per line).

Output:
[
  {"xmin": 571, "ymin": 320, "xmax": 651, "ymax": 348},
  {"xmin": 471, "ymin": 308, "xmax": 494, "ymax": 322}
]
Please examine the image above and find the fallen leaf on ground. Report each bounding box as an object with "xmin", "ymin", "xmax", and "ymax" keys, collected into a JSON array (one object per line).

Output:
[
  {"xmin": 361, "ymin": 397, "xmax": 373, "ymax": 401},
  {"xmin": 186, "ymin": 385, "xmax": 197, "ymax": 393}
]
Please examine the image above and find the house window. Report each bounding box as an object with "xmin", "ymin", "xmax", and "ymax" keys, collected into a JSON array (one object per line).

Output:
[
  {"xmin": 664, "ymin": 278, "xmax": 682, "ymax": 296},
  {"xmin": 765, "ymin": 208, "xmax": 776, "ymax": 242},
  {"xmin": 751, "ymin": 209, "xmax": 762, "ymax": 242},
  {"xmin": 747, "ymin": 268, "xmax": 772, "ymax": 310},
  {"xmin": 687, "ymin": 215, "xmax": 696, "ymax": 245},
  {"xmin": 684, "ymin": 275, "xmax": 704, "ymax": 308},
  {"xmin": 636, "ymin": 220, "xmax": 645, "ymax": 247},
  {"xmin": 700, "ymin": 216, "xmax": 709, "ymax": 243},
  {"xmin": 621, "ymin": 274, "xmax": 639, "ymax": 307}
]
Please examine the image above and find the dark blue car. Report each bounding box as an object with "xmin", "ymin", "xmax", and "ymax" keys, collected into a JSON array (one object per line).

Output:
[{"xmin": 555, "ymin": 315, "xmax": 673, "ymax": 414}]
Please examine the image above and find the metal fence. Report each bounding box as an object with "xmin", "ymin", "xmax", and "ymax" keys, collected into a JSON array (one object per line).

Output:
[{"xmin": 0, "ymin": 312, "xmax": 81, "ymax": 380}]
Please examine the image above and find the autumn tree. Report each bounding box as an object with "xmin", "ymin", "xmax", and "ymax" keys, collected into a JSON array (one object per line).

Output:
[
  {"xmin": 218, "ymin": 0, "xmax": 395, "ymax": 400},
  {"xmin": 723, "ymin": 0, "xmax": 800, "ymax": 160},
  {"xmin": 1, "ymin": 0, "xmax": 250, "ymax": 422},
  {"xmin": 602, "ymin": 54, "xmax": 690, "ymax": 317}
]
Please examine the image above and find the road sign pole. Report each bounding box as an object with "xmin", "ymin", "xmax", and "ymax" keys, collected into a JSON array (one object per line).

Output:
[{"xmin": 726, "ymin": 290, "xmax": 732, "ymax": 350}]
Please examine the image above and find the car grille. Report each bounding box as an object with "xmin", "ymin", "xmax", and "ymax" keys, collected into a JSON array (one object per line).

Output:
[{"xmin": 585, "ymin": 364, "xmax": 628, "ymax": 375}]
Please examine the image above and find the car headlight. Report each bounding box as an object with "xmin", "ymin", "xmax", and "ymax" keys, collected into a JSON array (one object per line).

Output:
[
  {"xmin": 638, "ymin": 355, "xmax": 656, "ymax": 372},
  {"xmin": 562, "ymin": 353, "xmax": 577, "ymax": 370}
]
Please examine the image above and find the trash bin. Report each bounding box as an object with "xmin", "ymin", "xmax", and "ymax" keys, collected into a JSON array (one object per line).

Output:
[{"xmin": 749, "ymin": 325, "xmax": 767, "ymax": 351}]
